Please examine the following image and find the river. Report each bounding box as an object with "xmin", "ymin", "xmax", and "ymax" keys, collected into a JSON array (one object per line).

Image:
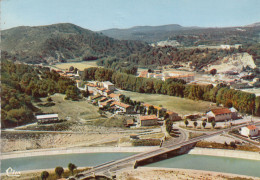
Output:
[{"xmin": 1, "ymin": 153, "xmax": 260, "ymax": 177}]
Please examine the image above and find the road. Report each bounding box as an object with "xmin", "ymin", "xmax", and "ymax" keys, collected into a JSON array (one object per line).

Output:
[{"xmin": 75, "ymin": 121, "xmax": 260, "ymax": 179}]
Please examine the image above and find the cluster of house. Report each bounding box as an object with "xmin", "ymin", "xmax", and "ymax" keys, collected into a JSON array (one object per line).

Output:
[
  {"xmin": 206, "ymin": 107, "xmax": 238, "ymax": 122},
  {"xmin": 138, "ymin": 70, "xmax": 195, "ymax": 83},
  {"xmin": 85, "ymin": 81, "xmax": 182, "ymax": 127}
]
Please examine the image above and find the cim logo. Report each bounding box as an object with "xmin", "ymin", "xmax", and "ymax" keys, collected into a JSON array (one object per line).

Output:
[{"xmin": 6, "ymin": 167, "xmax": 21, "ymax": 177}]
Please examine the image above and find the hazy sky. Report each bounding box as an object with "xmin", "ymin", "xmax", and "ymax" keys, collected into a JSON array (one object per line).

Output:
[{"xmin": 1, "ymin": 0, "xmax": 260, "ymax": 31}]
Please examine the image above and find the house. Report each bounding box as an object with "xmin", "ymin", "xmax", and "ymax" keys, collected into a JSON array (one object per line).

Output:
[
  {"xmin": 229, "ymin": 107, "xmax": 238, "ymax": 120},
  {"xmin": 126, "ymin": 119, "xmax": 135, "ymax": 127},
  {"xmin": 110, "ymin": 101, "xmax": 134, "ymax": 114},
  {"xmin": 88, "ymin": 94, "xmax": 102, "ymax": 101},
  {"xmin": 108, "ymin": 93, "xmax": 123, "ymax": 102},
  {"xmin": 206, "ymin": 108, "xmax": 232, "ymax": 122},
  {"xmin": 240, "ymin": 125, "xmax": 259, "ymax": 137},
  {"xmin": 103, "ymin": 90, "xmax": 112, "ymax": 97},
  {"xmin": 99, "ymin": 99, "xmax": 114, "ymax": 108},
  {"xmin": 138, "ymin": 71, "xmax": 148, "ymax": 78},
  {"xmin": 167, "ymin": 111, "xmax": 182, "ymax": 121},
  {"xmin": 102, "ymin": 81, "xmax": 115, "ymax": 91},
  {"xmin": 36, "ymin": 114, "xmax": 59, "ymax": 124},
  {"xmin": 153, "ymin": 105, "xmax": 167, "ymax": 117},
  {"xmin": 139, "ymin": 115, "xmax": 158, "ymax": 126}
]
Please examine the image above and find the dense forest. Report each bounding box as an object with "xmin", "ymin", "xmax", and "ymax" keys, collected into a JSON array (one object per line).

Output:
[
  {"xmin": 1, "ymin": 60, "xmax": 79, "ymax": 128},
  {"xmin": 83, "ymin": 67, "xmax": 259, "ymax": 115}
]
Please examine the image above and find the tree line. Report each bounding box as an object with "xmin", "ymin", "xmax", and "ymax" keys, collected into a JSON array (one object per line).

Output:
[{"xmin": 83, "ymin": 67, "xmax": 259, "ymax": 115}]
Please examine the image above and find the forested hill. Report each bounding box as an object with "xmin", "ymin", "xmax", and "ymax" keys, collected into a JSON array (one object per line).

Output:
[{"xmin": 1, "ymin": 23, "xmax": 149, "ymax": 64}]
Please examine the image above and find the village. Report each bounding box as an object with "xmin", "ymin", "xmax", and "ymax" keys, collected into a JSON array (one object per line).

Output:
[{"xmin": 34, "ymin": 66, "xmax": 260, "ymax": 146}]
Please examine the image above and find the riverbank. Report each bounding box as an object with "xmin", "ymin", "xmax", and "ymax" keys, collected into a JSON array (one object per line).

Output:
[
  {"xmin": 2, "ymin": 146, "xmax": 260, "ymax": 161},
  {"xmin": 1, "ymin": 146, "xmax": 157, "ymax": 160},
  {"xmin": 189, "ymin": 147, "xmax": 260, "ymax": 161},
  {"xmin": 117, "ymin": 167, "xmax": 260, "ymax": 180}
]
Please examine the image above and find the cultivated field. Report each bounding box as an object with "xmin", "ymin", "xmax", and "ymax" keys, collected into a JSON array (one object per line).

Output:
[
  {"xmin": 52, "ymin": 60, "xmax": 99, "ymax": 71},
  {"xmin": 118, "ymin": 90, "xmax": 217, "ymax": 116}
]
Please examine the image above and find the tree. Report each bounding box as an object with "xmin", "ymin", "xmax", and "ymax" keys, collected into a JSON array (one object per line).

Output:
[
  {"xmin": 209, "ymin": 69, "xmax": 217, "ymax": 76},
  {"xmin": 193, "ymin": 121, "xmax": 198, "ymax": 128},
  {"xmin": 184, "ymin": 119, "xmax": 189, "ymax": 127},
  {"xmin": 55, "ymin": 166, "xmax": 64, "ymax": 178},
  {"xmin": 224, "ymin": 141, "xmax": 228, "ymax": 147},
  {"xmin": 41, "ymin": 171, "xmax": 49, "ymax": 180},
  {"xmin": 69, "ymin": 66, "xmax": 74, "ymax": 71},
  {"xmin": 211, "ymin": 121, "xmax": 216, "ymax": 129},
  {"xmin": 230, "ymin": 141, "xmax": 237, "ymax": 149},
  {"xmin": 202, "ymin": 120, "xmax": 207, "ymax": 128},
  {"xmin": 47, "ymin": 97, "xmax": 52, "ymax": 102},
  {"xmin": 68, "ymin": 163, "xmax": 77, "ymax": 175},
  {"xmin": 165, "ymin": 119, "xmax": 173, "ymax": 134}
]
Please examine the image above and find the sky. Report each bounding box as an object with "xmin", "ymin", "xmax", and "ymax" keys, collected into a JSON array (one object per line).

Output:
[{"xmin": 1, "ymin": 0, "xmax": 260, "ymax": 31}]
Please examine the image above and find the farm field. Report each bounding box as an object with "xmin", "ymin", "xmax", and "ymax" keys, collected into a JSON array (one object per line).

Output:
[
  {"xmin": 118, "ymin": 90, "xmax": 217, "ymax": 116},
  {"xmin": 52, "ymin": 60, "xmax": 99, "ymax": 71}
]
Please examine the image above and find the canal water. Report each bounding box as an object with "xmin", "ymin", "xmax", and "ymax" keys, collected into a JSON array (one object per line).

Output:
[
  {"xmin": 1, "ymin": 153, "xmax": 260, "ymax": 177},
  {"xmin": 145, "ymin": 154, "xmax": 260, "ymax": 177}
]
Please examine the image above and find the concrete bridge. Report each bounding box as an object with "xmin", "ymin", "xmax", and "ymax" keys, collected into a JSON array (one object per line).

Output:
[{"xmin": 74, "ymin": 121, "xmax": 260, "ymax": 180}]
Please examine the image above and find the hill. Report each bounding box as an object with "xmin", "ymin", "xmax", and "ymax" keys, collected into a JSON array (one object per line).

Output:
[
  {"xmin": 100, "ymin": 24, "xmax": 200, "ymax": 43},
  {"xmin": 1, "ymin": 23, "xmax": 149, "ymax": 64},
  {"xmin": 101, "ymin": 23, "xmax": 260, "ymax": 44}
]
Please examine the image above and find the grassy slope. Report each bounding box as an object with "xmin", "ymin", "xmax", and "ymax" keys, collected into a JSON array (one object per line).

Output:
[
  {"xmin": 118, "ymin": 90, "xmax": 217, "ymax": 115},
  {"xmin": 36, "ymin": 94, "xmax": 101, "ymax": 121}
]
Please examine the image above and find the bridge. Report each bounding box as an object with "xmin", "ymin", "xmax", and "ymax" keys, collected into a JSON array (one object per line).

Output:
[{"xmin": 74, "ymin": 121, "xmax": 260, "ymax": 180}]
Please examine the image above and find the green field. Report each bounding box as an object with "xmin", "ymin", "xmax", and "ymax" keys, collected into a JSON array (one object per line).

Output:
[
  {"xmin": 118, "ymin": 90, "xmax": 217, "ymax": 116},
  {"xmin": 52, "ymin": 60, "xmax": 99, "ymax": 71},
  {"xmin": 35, "ymin": 94, "xmax": 101, "ymax": 121}
]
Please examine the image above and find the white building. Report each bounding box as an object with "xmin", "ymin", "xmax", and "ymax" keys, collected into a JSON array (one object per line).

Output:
[
  {"xmin": 206, "ymin": 108, "xmax": 232, "ymax": 122},
  {"xmin": 102, "ymin": 81, "xmax": 115, "ymax": 91},
  {"xmin": 240, "ymin": 125, "xmax": 259, "ymax": 137},
  {"xmin": 36, "ymin": 114, "xmax": 59, "ymax": 123}
]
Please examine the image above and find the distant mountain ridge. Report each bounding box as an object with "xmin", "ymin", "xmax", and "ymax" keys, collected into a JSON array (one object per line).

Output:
[
  {"xmin": 1, "ymin": 23, "xmax": 149, "ymax": 64},
  {"xmin": 100, "ymin": 22, "xmax": 260, "ymax": 43},
  {"xmin": 100, "ymin": 24, "xmax": 201, "ymax": 42}
]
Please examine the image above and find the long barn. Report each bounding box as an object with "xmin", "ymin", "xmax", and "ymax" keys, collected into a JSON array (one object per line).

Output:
[{"xmin": 36, "ymin": 114, "xmax": 59, "ymax": 123}]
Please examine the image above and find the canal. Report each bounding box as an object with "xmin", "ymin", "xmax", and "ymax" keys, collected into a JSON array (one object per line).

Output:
[{"xmin": 1, "ymin": 153, "xmax": 260, "ymax": 177}]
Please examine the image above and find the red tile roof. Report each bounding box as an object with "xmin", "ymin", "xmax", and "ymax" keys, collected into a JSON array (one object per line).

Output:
[
  {"xmin": 127, "ymin": 119, "xmax": 134, "ymax": 125},
  {"xmin": 140, "ymin": 115, "xmax": 158, "ymax": 121},
  {"xmin": 109, "ymin": 93, "xmax": 122, "ymax": 98},
  {"xmin": 247, "ymin": 125, "xmax": 258, "ymax": 130},
  {"xmin": 211, "ymin": 108, "xmax": 231, "ymax": 115},
  {"xmin": 110, "ymin": 101, "xmax": 130, "ymax": 108},
  {"xmin": 139, "ymin": 71, "xmax": 148, "ymax": 77},
  {"xmin": 167, "ymin": 111, "xmax": 178, "ymax": 115},
  {"xmin": 143, "ymin": 103, "xmax": 152, "ymax": 108}
]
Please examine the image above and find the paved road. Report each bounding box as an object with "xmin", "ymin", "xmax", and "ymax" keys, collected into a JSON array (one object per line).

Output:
[{"xmin": 75, "ymin": 121, "xmax": 260, "ymax": 179}]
